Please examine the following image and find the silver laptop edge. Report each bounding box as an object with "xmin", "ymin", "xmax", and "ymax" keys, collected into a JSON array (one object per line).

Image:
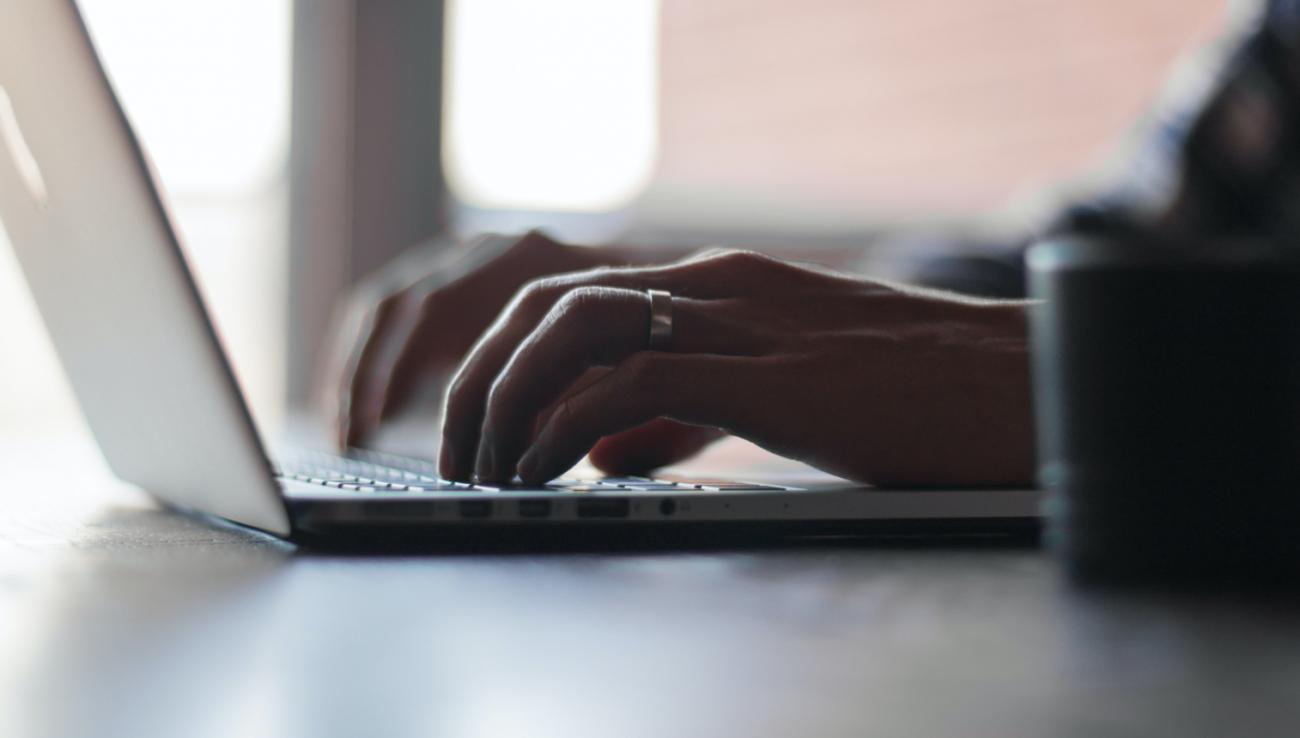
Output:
[
  {"xmin": 0, "ymin": 0, "xmax": 1037, "ymax": 540},
  {"xmin": 0, "ymin": 0, "xmax": 289, "ymax": 533}
]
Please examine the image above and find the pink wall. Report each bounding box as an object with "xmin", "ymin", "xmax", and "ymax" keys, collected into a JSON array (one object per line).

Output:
[{"xmin": 657, "ymin": 0, "xmax": 1226, "ymax": 216}]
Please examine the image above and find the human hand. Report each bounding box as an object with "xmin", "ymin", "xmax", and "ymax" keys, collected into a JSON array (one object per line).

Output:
[
  {"xmin": 327, "ymin": 231, "xmax": 600, "ymax": 448},
  {"xmin": 440, "ymin": 249, "xmax": 1036, "ymax": 486},
  {"xmin": 326, "ymin": 230, "xmax": 717, "ymax": 468}
]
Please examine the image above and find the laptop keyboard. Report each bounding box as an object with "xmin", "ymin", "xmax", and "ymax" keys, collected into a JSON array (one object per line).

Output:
[{"xmin": 274, "ymin": 449, "xmax": 786, "ymax": 493}]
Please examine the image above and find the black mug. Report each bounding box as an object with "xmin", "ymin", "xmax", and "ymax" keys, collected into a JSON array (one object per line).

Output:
[{"xmin": 1027, "ymin": 236, "xmax": 1300, "ymax": 586}]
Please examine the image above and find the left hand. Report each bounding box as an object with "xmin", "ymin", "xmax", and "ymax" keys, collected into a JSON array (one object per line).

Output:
[
  {"xmin": 439, "ymin": 249, "xmax": 1035, "ymax": 486},
  {"xmin": 321, "ymin": 231, "xmax": 603, "ymax": 449}
]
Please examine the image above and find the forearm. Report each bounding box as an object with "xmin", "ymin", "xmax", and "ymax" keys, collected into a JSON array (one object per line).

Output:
[
  {"xmin": 862, "ymin": 298, "xmax": 1036, "ymax": 486},
  {"xmin": 965, "ymin": 302, "xmax": 1036, "ymax": 485}
]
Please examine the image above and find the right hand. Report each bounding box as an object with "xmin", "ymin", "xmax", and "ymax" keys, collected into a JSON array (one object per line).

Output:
[{"xmin": 325, "ymin": 230, "xmax": 725, "ymax": 470}]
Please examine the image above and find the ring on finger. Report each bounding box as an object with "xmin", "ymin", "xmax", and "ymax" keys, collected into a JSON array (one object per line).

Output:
[{"xmin": 647, "ymin": 289, "xmax": 673, "ymax": 352}]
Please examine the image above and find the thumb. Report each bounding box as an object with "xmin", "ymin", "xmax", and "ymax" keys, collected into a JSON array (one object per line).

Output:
[{"xmin": 588, "ymin": 418, "xmax": 726, "ymax": 475}]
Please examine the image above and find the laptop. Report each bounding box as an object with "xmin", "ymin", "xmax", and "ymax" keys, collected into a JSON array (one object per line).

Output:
[{"xmin": 0, "ymin": 0, "xmax": 1037, "ymax": 545}]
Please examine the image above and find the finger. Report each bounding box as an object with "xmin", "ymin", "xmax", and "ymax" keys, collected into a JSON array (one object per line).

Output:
[
  {"xmin": 532, "ymin": 372, "xmax": 721, "ymax": 474},
  {"xmin": 337, "ymin": 294, "xmax": 405, "ymax": 448},
  {"xmin": 472, "ymin": 286, "xmax": 648, "ymax": 481},
  {"xmin": 588, "ymin": 419, "xmax": 727, "ymax": 475},
  {"xmin": 475, "ymin": 288, "xmax": 756, "ymax": 482},
  {"xmin": 438, "ymin": 252, "xmax": 767, "ymax": 479},
  {"xmin": 375, "ymin": 295, "xmax": 447, "ymax": 423},
  {"xmin": 318, "ymin": 301, "xmax": 365, "ymax": 446},
  {"xmin": 331, "ymin": 242, "xmax": 456, "ymax": 447},
  {"xmin": 532, "ymin": 365, "xmax": 612, "ymax": 433},
  {"xmin": 377, "ymin": 232, "xmax": 570, "ymax": 421},
  {"xmin": 516, "ymin": 352, "xmax": 751, "ymax": 484},
  {"xmin": 342, "ymin": 293, "xmax": 424, "ymax": 447},
  {"xmin": 340, "ymin": 233, "xmax": 517, "ymax": 447}
]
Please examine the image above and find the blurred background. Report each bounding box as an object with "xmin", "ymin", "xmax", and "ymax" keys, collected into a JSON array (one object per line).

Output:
[{"xmin": 0, "ymin": 0, "xmax": 1224, "ymax": 441}]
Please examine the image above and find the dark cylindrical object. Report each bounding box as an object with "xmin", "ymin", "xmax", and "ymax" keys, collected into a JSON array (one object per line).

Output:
[{"xmin": 1027, "ymin": 237, "xmax": 1300, "ymax": 585}]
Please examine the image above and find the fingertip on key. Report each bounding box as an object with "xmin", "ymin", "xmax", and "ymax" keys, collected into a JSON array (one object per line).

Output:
[
  {"xmin": 439, "ymin": 442, "xmax": 464, "ymax": 481},
  {"xmin": 473, "ymin": 443, "xmax": 496, "ymax": 483},
  {"xmin": 516, "ymin": 447, "xmax": 542, "ymax": 484},
  {"xmin": 345, "ymin": 413, "xmax": 373, "ymax": 449}
]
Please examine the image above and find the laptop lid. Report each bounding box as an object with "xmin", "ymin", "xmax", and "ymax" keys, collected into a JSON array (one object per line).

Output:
[{"xmin": 0, "ymin": 0, "xmax": 290, "ymax": 535}]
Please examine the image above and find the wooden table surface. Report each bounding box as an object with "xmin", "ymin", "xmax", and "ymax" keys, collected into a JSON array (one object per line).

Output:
[{"xmin": 1, "ymin": 429, "xmax": 1298, "ymax": 738}]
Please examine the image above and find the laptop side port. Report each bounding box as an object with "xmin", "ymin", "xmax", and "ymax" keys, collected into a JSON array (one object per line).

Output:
[
  {"xmin": 576, "ymin": 497, "xmax": 630, "ymax": 519},
  {"xmin": 458, "ymin": 500, "xmax": 493, "ymax": 519},
  {"xmin": 516, "ymin": 499, "xmax": 552, "ymax": 519}
]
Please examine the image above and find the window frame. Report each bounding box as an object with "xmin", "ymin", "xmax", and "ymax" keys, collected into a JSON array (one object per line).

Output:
[{"xmin": 287, "ymin": 0, "xmax": 450, "ymax": 404}]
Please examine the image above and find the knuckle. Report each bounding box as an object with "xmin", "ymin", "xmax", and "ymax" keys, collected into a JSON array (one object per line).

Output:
[
  {"xmin": 689, "ymin": 248, "xmax": 769, "ymax": 275},
  {"xmin": 377, "ymin": 289, "xmax": 423, "ymax": 326},
  {"xmin": 349, "ymin": 273, "xmax": 391, "ymax": 305},
  {"xmin": 369, "ymin": 292, "xmax": 401, "ymax": 320},
  {"xmin": 516, "ymin": 277, "xmax": 563, "ymax": 314},
  {"xmin": 547, "ymin": 397, "xmax": 574, "ymax": 432},
  {"xmin": 516, "ymin": 277, "xmax": 549, "ymax": 303},
  {"xmin": 718, "ymin": 249, "xmax": 768, "ymax": 269},
  {"xmin": 377, "ymin": 285, "xmax": 408, "ymax": 306},
  {"xmin": 444, "ymin": 370, "xmax": 473, "ymax": 409},
  {"xmin": 415, "ymin": 286, "xmax": 442, "ymax": 312},
  {"xmin": 483, "ymin": 376, "xmax": 511, "ymax": 423},
  {"xmin": 552, "ymin": 285, "xmax": 611, "ymax": 321},
  {"xmin": 517, "ymin": 228, "xmax": 557, "ymax": 250},
  {"xmin": 692, "ymin": 246, "xmax": 731, "ymax": 260}
]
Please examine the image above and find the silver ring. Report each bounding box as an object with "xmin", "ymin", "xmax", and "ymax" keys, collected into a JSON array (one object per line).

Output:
[{"xmin": 647, "ymin": 289, "xmax": 673, "ymax": 352}]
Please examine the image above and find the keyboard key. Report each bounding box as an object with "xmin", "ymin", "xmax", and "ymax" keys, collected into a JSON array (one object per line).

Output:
[
  {"xmin": 402, "ymin": 482, "xmax": 474, "ymax": 492},
  {"xmin": 697, "ymin": 484, "xmax": 786, "ymax": 491},
  {"xmin": 277, "ymin": 451, "xmax": 756, "ymax": 496},
  {"xmin": 620, "ymin": 484, "xmax": 686, "ymax": 491}
]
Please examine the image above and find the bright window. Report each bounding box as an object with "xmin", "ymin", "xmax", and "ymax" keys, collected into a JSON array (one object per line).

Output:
[
  {"xmin": 0, "ymin": 0, "xmax": 292, "ymax": 432},
  {"xmin": 444, "ymin": 0, "xmax": 1226, "ymax": 224},
  {"xmin": 443, "ymin": 0, "xmax": 660, "ymax": 212}
]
